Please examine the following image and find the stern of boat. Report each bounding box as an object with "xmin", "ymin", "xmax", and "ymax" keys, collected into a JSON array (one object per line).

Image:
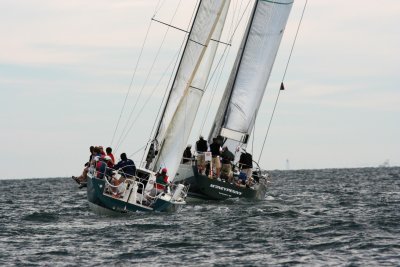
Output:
[{"xmin": 86, "ymin": 167, "xmax": 188, "ymax": 213}]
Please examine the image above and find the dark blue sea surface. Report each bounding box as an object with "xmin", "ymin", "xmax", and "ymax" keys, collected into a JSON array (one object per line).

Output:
[{"xmin": 1, "ymin": 167, "xmax": 399, "ymax": 266}]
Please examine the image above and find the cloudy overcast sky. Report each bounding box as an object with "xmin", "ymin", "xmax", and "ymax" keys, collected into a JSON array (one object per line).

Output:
[{"xmin": 1, "ymin": 0, "xmax": 399, "ymax": 179}]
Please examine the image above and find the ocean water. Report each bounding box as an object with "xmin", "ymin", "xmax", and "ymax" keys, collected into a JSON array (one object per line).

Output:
[{"xmin": 1, "ymin": 167, "xmax": 399, "ymax": 266}]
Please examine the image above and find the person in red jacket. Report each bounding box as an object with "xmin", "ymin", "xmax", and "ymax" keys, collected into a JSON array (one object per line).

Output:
[
  {"xmin": 105, "ymin": 147, "xmax": 115, "ymax": 168},
  {"xmin": 155, "ymin": 168, "xmax": 169, "ymax": 193}
]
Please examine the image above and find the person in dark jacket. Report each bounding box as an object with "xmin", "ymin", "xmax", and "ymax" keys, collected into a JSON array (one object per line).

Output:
[
  {"xmin": 209, "ymin": 138, "xmax": 221, "ymax": 178},
  {"xmin": 113, "ymin": 153, "xmax": 136, "ymax": 178},
  {"xmin": 220, "ymin": 146, "xmax": 234, "ymax": 182},
  {"xmin": 239, "ymin": 151, "xmax": 253, "ymax": 179},
  {"xmin": 182, "ymin": 144, "xmax": 193, "ymax": 164},
  {"xmin": 195, "ymin": 136, "xmax": 208, "ymax": 174}
]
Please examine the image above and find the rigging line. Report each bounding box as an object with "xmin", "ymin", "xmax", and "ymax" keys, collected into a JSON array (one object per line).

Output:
[
  {"xmin": 198, "ymin": 41, "xmax": 229, "ymax": 135},
  {"xmin": 153, "ymin": 0, "xmax": 166, "ymax": 17},
  {"xmin": 205, "ymin": 0, "xmax": 250, "ymax": 79},
  {"xmin": 199, "ymin": 45, "xmax": 229, "ymax": 135},
  {"xmin": 197, "ymin": 0, "xmax": 242, "ymax": 136},
  {"xmin": 118, "ymin": 48, "xmax": 182, "ymax": 156},
  {"xmin": 151, "ymin": 0, "xmax": 211, "ymax": 172},
  {"xmin": 128, "ymin": 143, "xmax": 148, "ymax": 159},
  {"xmin": 251, "ymin": 122, "xmax": 255, "ymax": 154},
  {"xmin": 234, "ymin": 0, "xmax": 245, "ymax": 37},
  {"xmin": 151, "ymin": 18, "xmax": 188, "ymax": 33},
  {"xmin": 281, "ymin": 0, "xmax": 307, "ymax": 82},
  {"xmin": 198, "ymin": 0, "xmax": 252, "ymax": 135},
  {"xmin": 258, "ymin": 0, "xmax": 308, "ymax": 162},
  {"xmin": 219, "ymin": 0, "xmax": 260, "ymax": 133},
  {"xmin": 250, "ymin": 0, "xmax": 276, "ymax": 158},
  {"xmin": 184, "ymin": 89, "xmax": 188, "ymax": 148},
  {"xmin": 141, "ymin": 0, "xmax": 200, "ymax": 165},
  {"xmin": 151, "ymin": 0, "xmax": 202, "ymax": 146},
  {"xmin": 152, "ymin": 18, "xmax": 232, "ymax": 46},
  {"xmin": 147, "ymin": 0, "xmax": 200, "ymax": 143},
  {"xmin": 227, "ymin": 0, "xmax": 239, "ymax": 38},
  {"xmin": 146, "ymin": 46, "xmax": 184, "ymax": 146},
  {"xmin": 199, "ymin": 0, "xmax": 252, "ymax": 135},
  {"xmin": 228, "ymin": 0, "xmax": 252, "ymax": 44},
  {"xmin": 110, "ymin": 18, "xmax": 153, "ymax": 147},
  {"xmin": 198, "ymin": 37, "xmax": 232, "ymax": 135},
  {"xmin": 115, "ymin": 0, "xmax": 184, "ymax": 151}
]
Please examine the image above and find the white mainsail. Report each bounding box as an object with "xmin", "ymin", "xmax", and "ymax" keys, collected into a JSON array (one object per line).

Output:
[
  {"xmin": 150, "ymin": 0, "xmax": 229, "ymax": 178},
  {"xmin": 209, "ymin": 0, "xmax": 293, "ymax": 152}
]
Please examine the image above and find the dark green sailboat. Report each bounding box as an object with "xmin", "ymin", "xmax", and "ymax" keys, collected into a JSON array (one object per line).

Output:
[{"xmin": 174, "ymin": 0, "xmax": 294, "ymax": 201}]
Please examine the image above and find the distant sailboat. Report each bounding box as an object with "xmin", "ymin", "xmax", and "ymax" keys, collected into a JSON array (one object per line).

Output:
[
  {"xmin": 286, "ymin": 159, "xmax": 290, "ymax": 170},
  {"xmin": 175, "ymin": 0, "xmax": 294, "ymax": 201},
  {"xmin": 379, "ymin": 160, "xmax": 390, "ymax": 168}
]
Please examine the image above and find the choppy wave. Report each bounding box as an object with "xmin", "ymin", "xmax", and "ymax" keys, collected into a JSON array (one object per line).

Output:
[
  {"xmin": 0, "ymin": 167, "xmax": 399, "ymax": 266},
  {"xmin": 22, "ymin": 211, "xmax": 59, "ymax": 223}
]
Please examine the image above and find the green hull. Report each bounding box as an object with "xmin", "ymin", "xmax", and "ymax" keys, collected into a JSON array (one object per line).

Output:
[
  {"xmin": 175, "ymin": 164, "xmax": 267, "ymax": 201},
  {"xmin": 87, "ymin": 175, "xmax": 180, "ymax": 213}
]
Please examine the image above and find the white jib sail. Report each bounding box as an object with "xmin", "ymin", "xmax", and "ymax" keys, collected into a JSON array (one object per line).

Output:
[
  {"xmin": 153, "ymin": 0, "xmax": 229, "ymax": 178},
  {"xmin": 209, "ymin": 0, "xmax": 293, "ymax": 151}
]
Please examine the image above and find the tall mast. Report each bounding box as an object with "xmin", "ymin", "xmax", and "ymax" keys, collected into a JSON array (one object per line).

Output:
[
  {"xmin": 154, "ymin": 1, "xmax": 203, "ymax": 141},
  {"xmin": 145, "ymin": 0, "xmax": 229, "ymax": 176},
  {"xmin": 208, "ymin": 0, "xmax": 259, "ymax": 144},
  {"xmin": 209, "ymin": 0, "xmax": 294, "ymax": 153}
]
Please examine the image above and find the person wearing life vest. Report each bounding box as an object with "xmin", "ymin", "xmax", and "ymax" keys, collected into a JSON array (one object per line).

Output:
[
  {"xmin": 155, "ymin": 168, "xmax": 169, "ymax": 192},
  {"xmin": 95, "ymin": 156, "xmax": 107, "ymax": 179},
  {"xmin": 105, "ymin": 147, "xmax": 115, "ymax": 168}
]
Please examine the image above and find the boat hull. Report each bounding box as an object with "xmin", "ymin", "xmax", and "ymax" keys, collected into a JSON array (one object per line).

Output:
[
  {"xmin": 87, "ymin": 175, "xmax": 181, "ymax": 213},
  {"xmin": 175, "ymin": 164, "xmax": 267, "ymax": 201}
]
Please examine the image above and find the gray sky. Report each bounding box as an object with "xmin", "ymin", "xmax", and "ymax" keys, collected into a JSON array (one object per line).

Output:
[{"xmin": 1, "ymin": 0, "xmax": 399, "ymax": 179}]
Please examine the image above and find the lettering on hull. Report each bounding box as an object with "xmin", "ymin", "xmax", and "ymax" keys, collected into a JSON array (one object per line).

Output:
[{"xmin": 209, "ymin": 184, "xmax": 242, "ymax": 196}]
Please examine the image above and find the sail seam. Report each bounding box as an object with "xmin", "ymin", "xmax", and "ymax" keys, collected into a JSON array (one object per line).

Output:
[
  {"xmin": 260, "ymin": 0, "xmax": 293, "ymax": 5},
  {"xmin": 189, "ymin": 85, "xmax": 205, "ymax": 92}
]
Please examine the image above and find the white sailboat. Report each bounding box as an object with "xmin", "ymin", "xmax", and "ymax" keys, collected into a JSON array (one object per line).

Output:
[
  {"xmin": 174, "ymin": 0, "xmax": 294, "ymax": 201},
  {"xmin": 86, "ymin": 0, "xmax": 230, "ymax": 213}
]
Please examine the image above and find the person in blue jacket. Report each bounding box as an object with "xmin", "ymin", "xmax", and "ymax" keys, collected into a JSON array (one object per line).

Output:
[{"xmin": 113, "ymin": 153, "xmax": 136, "ymax": 178}]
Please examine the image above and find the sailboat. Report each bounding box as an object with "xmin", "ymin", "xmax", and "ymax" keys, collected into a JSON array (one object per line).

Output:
[
  {"xmin": 174, "ymin": 0, "xmax": 294, "ymax": 201},
  {"xmin": 86, "ymin": 0, "xmax": 230, "ymax": 213}
]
